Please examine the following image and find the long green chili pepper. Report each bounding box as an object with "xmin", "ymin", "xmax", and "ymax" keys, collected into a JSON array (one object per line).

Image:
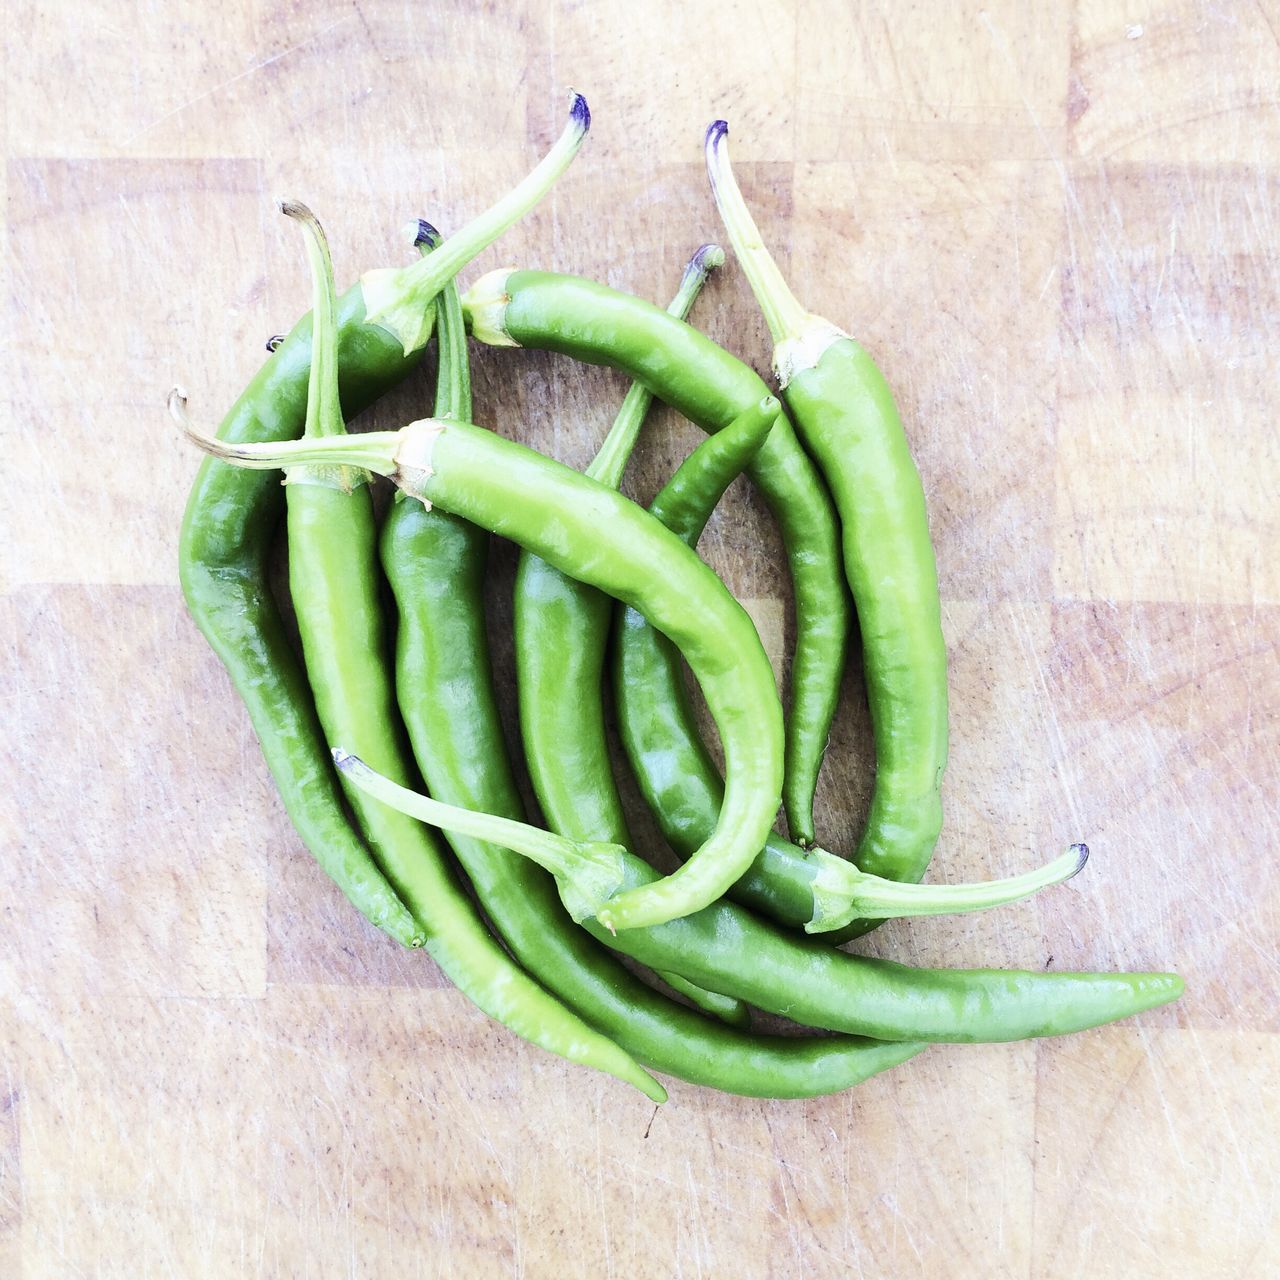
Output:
[
  {"xmin": 706, "ymin": 120, "xmax": 947, "ymax": 932},
  {"xmin": 178, "ymin": 414, "xmax": 787, "ymax": 934},
  {"xmin": 336, "ymin": 754, "xmax": 1184, "ymax": 1044},
  {"xmin": 464, "ymin": 269, "xmax": 849, "ymax": 848},
  {"xmin": 179, "ymin": 203, "xmax": 664, "ymax": 1103},
  {"xmin": 175, "ymin": 96, "xmax": 590, "ymax": 944}
]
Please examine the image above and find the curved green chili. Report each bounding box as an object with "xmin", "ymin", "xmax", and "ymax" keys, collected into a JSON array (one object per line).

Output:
[
  {"xmin": 182, "ymin": 202, "xmax": 663, "ymax": 1102},
  {"xmin": 174, "ymin": 97, "xmax": 590, "ymax": 944},
  {"xmin": 464, "ymin": 268, "xmax": 849, "ymax": 848},
  {"xmin": 337, "ymin": 754, "xmax": 1185, "ymax": 1045},
  {"xmin": 706, "ymin": 121, "xmax": 947, "ymax": 931}
]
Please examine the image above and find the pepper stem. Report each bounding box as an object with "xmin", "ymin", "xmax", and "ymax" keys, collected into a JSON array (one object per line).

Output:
[
  {"xmin": 282, "ymin": 201, "xmax": 345, "ymax": 441},
  {"xmin": 806, "ymin": 844, "xmax": 1091, "ymax": 934},
  {"xmin": 704, "ymin": 121, "xmax": 847, "ymax": 385},
  {"xmin": 169, "ymin": 389, "xmax": 403, "ymax": 476},
  {"xmin": 585, "ymin": 243, "xmax": 725, "ymax": 489},
  {"xmin": 361, "ymin": 91, "xmax": 591, "ymax": 356},
  {"xmin": 703, "ymin": 122, "xmax": 809, "ymax": 343},
  {"xmin": 420, "ymin": 224, "xmax": 474, "ymax": 424},
  {"xmin": 333, "ymin": 749, "xmax": 627, "ymax": 922},
  {"xmin": 279, "ymin": 201, "xmax": 370, "ymax": 492}
]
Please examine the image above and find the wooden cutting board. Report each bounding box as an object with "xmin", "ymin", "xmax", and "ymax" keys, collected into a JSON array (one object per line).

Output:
[{"xmin": 4, "ymin": 2, "xmax": 1277, "ymax": 1276}]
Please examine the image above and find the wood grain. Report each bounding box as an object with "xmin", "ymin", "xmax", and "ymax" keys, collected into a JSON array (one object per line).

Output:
[{"xmin": 5, "ymin": 1, "xmax": 1278, "ymax": 1275}]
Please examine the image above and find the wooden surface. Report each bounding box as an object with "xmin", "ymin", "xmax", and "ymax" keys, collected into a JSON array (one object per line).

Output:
[{"xmin": 4, "ymin": 1, "xmax": 1278, "ymax": 1275}]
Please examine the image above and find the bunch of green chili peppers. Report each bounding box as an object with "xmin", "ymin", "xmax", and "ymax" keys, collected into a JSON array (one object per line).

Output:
[{"xmin": 172, "ymin": 94, "xmax": 1181, "ymax": 1103}]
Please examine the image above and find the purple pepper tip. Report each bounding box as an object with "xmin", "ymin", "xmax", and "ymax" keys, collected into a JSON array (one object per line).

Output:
[
  {"xmin": 413, "ymin": 219, "xmax": 442, "ymax": 250},
  {"xmin": 684, "ymin": 243, "xmax": 725, "ymax": 282}
]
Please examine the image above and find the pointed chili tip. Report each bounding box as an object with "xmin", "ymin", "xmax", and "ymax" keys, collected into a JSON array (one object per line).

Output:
[
  {"xmin": 1069, "ymin": 842, "xmax": 1090, "ymax": 877},
  {"xmin": 412, "ymin": 219, "xmax": 442, "ymax": 250},
  {"xmin": 568, "ymin": 89, "xmax": 591, "ymax": 133}
]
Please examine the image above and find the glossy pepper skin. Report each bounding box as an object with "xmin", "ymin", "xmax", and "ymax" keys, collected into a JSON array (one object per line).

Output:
[
  {"xmin": 705, "ymin": 120, "xmax": 948, "ymax": 934},
  {"xmin": 178, "ymin": 282, "xmax": 426, "ymax": 947},
  {"xmin": 465, "ymin": 269, "xmax": 850, "ymax": 848},
  {"xmin": 785, "ymin": 343, "xmax": 947, "ymax": 886},
  {"xmin": 579, "ymin": 851, "xmax": 1181, "ymax": 1042},
  {"xmin": 381, "ymin": 267, "xmax": 922, "ymax": 1097}
]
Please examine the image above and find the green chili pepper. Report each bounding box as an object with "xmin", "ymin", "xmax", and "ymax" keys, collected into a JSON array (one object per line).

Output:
[
  {"xmin": 179, "ymin": 414, "xmax": 787, "ymax": 934},
  {"xmin": 464, "ymin": 269, "xmax": 849, "ymax": 848},
  {"xmin": 706, "ymin": 120, "xmax": 948, "ymax": 932},
  {"xmin": 336, "ymin": 755, "xmax": 1184, "ymax": 1044},
  {"xmin": 174, "ymin": 96, "xmax": 590, "ymax": 943},
  {"xmin": 179, "ymin": 202, "xmax": 664, "ymax": 1103}
]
